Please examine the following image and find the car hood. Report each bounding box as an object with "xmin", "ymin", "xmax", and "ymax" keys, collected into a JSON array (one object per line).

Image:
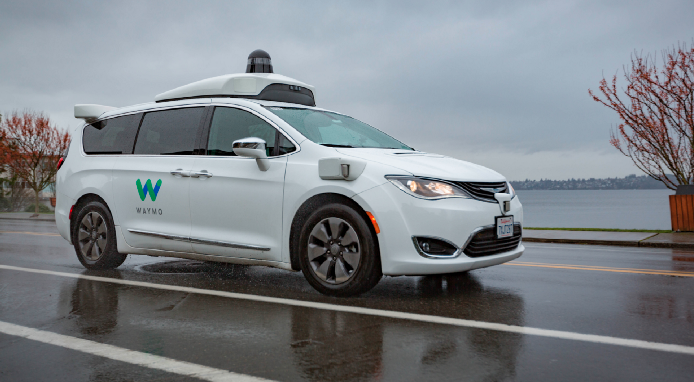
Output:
[{"xmin": 335, "ymin": 148, "xmax": 505, "ymax": 182}]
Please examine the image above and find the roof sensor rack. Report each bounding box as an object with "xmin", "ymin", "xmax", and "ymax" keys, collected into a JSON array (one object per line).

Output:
[{"xmin": 154, "ymin": 50, "xmax": 316, "ymax": 106}]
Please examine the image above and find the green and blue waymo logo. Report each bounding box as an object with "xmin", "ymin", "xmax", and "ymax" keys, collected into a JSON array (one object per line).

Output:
[{"xmin": 136, "ymin": 179, "xmax": 162, "ymax": 201}]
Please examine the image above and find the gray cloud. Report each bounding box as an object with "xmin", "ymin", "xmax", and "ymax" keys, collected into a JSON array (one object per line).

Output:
[{"xmin": 2, "ymin": 0, "xmax": 693, "ymax": 179}]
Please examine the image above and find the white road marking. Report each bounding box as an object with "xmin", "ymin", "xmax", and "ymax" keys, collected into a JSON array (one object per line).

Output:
[
  {"xmin": 0, "ymin": 320, "xmax": 272, "ymax": 382},
  {"xmin": 2, "ymin": 264, "xmax": 694, "ymax": 356}
]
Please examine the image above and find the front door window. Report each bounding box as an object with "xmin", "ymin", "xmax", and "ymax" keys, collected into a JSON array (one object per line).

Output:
[{"xmin": 207, "ymin": 107, "xmax": 277, "ymax": 156}]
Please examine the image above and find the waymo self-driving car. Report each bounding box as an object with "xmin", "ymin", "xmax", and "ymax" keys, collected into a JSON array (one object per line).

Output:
[{"xmin": 56, "ymin": 50, "xmax": 523, "ymax": 296}]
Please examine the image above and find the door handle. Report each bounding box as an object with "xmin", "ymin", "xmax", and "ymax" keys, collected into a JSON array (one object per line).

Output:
[
  {"xmin": 170, "ymin": 169, "xmax": 191, "ymax": 178},
  {"xmin": 191, "ymin": 170, "xmax": 213, "ymax": 178}
]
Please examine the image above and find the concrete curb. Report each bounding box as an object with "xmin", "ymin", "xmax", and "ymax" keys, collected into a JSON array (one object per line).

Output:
[
  {"xmin": 524, "ymin": 234, "xmax": 694, "ymax": 249},
  {"xmin": 523, "ymin": 237, "xmax": 641, "ymax": 247},
  {"xmin": 0, "ymin": 215, "xmax": 56, "ymax": 222}
]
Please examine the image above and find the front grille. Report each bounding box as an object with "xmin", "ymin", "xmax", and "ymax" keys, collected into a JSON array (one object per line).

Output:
[
  {"xmin": 463, "ymin": 224, "xmax": 522, "ymax": 258},
  {"xmin": 455, "ymin": 181, "xmax": 508, "ymax": 203}
]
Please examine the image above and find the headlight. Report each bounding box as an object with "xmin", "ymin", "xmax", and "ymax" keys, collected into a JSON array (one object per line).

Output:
[
  {"xmin": 386, "ymin": 176, "xmax": 470, "ymax": 199},
  {"xmin": 507, "ymin": 181, "xmax": 516, "ymax": 196}
]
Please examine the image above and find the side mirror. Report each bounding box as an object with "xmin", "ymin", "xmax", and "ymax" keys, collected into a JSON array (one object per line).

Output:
[{"xmin": 232, "ymin": 137, "xmax": 270, "ymax": 171}]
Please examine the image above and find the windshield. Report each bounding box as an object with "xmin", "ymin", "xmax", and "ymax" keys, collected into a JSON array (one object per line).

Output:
[{"xmin": 266, "ymin": 107, "xmax": 413, "ymax": 150}]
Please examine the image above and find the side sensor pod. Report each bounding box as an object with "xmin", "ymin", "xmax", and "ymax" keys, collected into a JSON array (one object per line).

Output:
[{"xmin": 341, "ymin": 164, "xmax": 350, "ymax": 178}]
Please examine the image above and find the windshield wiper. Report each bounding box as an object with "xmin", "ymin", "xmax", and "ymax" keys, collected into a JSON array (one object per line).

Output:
[{"xmin": 319, "ymin": 144, "xmax": 357, "ymax": 148}]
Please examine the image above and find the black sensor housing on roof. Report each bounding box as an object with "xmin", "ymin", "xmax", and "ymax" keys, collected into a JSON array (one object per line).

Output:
[
  {"xmin": 246, "ymin": 49, "xmax": 273, "ymax": 73},
  {"xmin": 255, "ymin": 83, "xmax": 315, "ymax": 106}
]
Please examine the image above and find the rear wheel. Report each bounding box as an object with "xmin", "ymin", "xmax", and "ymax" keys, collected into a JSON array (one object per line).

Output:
[
  {"xmin": 298, "ymin": 203, "xmax": 381, "ymax": 296},
  {"xmin": 72, "ymin": 201, "xmax": 126, "ymax": 270}
]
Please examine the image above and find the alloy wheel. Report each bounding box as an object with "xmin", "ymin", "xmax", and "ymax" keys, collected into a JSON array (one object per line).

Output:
[
  {"xmin": 78, "ymin": 211, "xmax": 108, "ymax": 261},
  {"xmin": 307, "ymin": 217, "xmax": 361, "ymax": 284}
]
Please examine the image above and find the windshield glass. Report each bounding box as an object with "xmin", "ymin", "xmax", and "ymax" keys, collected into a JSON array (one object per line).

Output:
[{"xmin": 266, "ymin": 107, "xmax": 413, "ymax": 150}]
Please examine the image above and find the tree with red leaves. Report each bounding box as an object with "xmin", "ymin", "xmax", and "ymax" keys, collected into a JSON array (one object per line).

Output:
[
  {"xmin": 0, "ymin": 110, "xmax": 70, "ymax": 214},
  {"xmin": 590, "ymin": 42, "xmax": 694, "ymax": 190}
]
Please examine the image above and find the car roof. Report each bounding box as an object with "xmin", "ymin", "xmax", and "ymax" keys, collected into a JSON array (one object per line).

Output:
[{"xmin": 98, "ymin": 97, "xmax": 335, "ymax": 121}]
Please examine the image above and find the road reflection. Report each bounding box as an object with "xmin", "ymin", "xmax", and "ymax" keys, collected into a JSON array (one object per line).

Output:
[
  {"xmin": 624, "ymin": 249, "xmax": 694, "ymax": 323},
  {"xmin": 630, "ymin": 294, "xmax": 694, "ymax": 322},
  {"xmin": 290, "ymin": 307, "xmax": 385, "ymax": 381},
  {"xmin": 63, "ymin": 266, "xmax": 525, "ymax": 381},
  {"xmin": 291, "ymin": 272, "xmax": 525, "ymax": 381},
  {"xmin": 408, "ymin": 273, "xmax": 524, "ymax": 381},
  {"xmin": 672, "ymin": 249, "xmax": 694, "ymax": 268},
  {"xmin": 70, "ymin": 271, "xmax": 122, "ymax": 335}
]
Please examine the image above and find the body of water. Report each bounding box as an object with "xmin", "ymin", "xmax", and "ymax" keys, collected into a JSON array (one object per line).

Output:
[{"xmin": 515, "ymin": 189, "xmax": 674, "ymax": 230}]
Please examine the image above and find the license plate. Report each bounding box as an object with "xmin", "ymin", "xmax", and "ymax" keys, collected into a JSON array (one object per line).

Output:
[{"xmin": 496, "ymin": 216, "xmax": 514, "ymax": 239}]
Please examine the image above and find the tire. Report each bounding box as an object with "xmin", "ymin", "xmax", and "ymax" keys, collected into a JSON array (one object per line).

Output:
[
  {"xmin": 72, "ymin": 201, "xmax": 127, "ymax": 270},
  {"xmin": 298, "ymin": 203, "xmax": 381, "ymax": 297}
]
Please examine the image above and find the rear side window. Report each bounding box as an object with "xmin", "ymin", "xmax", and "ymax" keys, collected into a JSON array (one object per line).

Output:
[
  {"xmin": 207, "ymin": 107, "xmax": 277, "ymax": 156},
  {"xmin": 83, "ymin": 114, "xmax": 141, "ymax": 154},
  {"xmin": 134, "ymin": 107, "xmax": 205, "ymax": 155}
]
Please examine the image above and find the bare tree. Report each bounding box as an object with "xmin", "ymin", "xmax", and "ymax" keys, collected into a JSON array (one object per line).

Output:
[
  {"xmin": 589, "ymin": 42, "xmax": 694, "ymax": 190},
  {"xmin": 6, "ymin": 179, "xmax": 33, "ymax": 212},
  {"xmin": 0, "ymin": 110, "xmax": 70, "ymax": 214}
]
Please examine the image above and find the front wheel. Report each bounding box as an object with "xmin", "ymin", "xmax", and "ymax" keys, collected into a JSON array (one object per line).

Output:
[
  {"xmin": 298, "ymin": 203, "xmax": 381, "ymax": 297},
  {"xmin": 72, "ymin": 201, "xmax": 127, "ymax": 270}
]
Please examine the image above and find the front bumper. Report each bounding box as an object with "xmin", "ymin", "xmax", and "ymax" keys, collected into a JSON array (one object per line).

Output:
[{"xmin": 353, "ymin": 182, "xmax": 524, "ymax": 276}]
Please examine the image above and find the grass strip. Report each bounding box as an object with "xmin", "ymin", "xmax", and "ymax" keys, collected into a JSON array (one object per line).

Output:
[{"xmin": 525, "ymin": 227, "xmax": 672, "ymax": 233}]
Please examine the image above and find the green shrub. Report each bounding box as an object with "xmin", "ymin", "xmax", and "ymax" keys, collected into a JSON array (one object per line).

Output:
[{"xmin": 24, "ymin": 204, "xmax": 53, "ymax": 213}]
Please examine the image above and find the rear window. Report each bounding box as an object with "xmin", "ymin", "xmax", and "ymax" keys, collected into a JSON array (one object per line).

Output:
[
  {"xmin": 82, "ymin": 114, "xmax": 141, "ymax": 154},
  {"xmin": 134, "ymin": 107, "xmax": 205, "ymax": 155}
]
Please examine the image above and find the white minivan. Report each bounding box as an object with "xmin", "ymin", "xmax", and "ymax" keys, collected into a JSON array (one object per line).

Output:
[{"xmin": 56, "ymin": 50, "xmax": 524, "ymax": 296}]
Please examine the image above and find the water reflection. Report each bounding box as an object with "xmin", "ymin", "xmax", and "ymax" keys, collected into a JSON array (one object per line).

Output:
[
  {"xmin": 412, "ymin": 272, "xmax": 526, "ymax": 327},
  {"xmin": 61, "ymin": 265, "xmax": 525, "ymax": 382},
  {"xmin": 630, "ymin": 294, "xmax": 694, "ymax": 322},
  {"xmin": 291, "ymin": 273, "xmax": 525, "ymax": 381},
  {"xmin": 290, "ymin": 307, "xmax": 384, "ymax": 381},
  {"xmin": 625, "ymin": 249, "xmax": 694, "ymax": 323},
  {"xmin": 139, "ymin": 260, "xmax": 250, "ymax": 276},
  {"xmin": 672, "ymin": 248, "xmax": 694, "ymax": 270},
  {"xmin": 416, "ymin": 272, "xmax": 485, "ymax": 295},
  {"xmin": 70, "ymin": 271, "xmax": 122, "ymax": 335},
  {"xmin": 414, "ymin": 273, "xmax": 524, "ymax": 381}
]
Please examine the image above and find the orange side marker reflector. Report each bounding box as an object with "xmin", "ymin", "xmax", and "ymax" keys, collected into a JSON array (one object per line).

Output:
[{"xmin": 365, "ymin": 211, "xmax": 380, "ymax": 234}]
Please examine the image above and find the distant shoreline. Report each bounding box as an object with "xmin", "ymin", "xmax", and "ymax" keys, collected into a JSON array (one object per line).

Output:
[{"xmin": 510, "ymin": 174, "xmax": 669, "ymax": 191}]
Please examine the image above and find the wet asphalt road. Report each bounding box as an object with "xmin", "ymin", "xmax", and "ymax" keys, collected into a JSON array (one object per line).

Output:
[{"xmin": 1, "ymin": 219, "xmax": 693, "ymax": 381}]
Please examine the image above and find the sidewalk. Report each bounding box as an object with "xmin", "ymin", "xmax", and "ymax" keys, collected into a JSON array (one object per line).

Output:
[
  {"xmin": 0, "ymin": 213, "xmax": 56, "ymax": 222},
  {"xmin": 524, "ymin": 229, "xmax": 694, "ymax": 249}
]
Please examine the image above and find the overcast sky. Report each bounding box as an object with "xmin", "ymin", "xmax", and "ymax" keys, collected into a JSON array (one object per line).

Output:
[{"xmin": 2, "ymin": 0, "xmax": 693, "ymax": 180}]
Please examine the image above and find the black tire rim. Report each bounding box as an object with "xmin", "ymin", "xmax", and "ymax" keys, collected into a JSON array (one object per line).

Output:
[{"xmin": 307, "ymin": 217, "xmax": 361, "ymax": 284}]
